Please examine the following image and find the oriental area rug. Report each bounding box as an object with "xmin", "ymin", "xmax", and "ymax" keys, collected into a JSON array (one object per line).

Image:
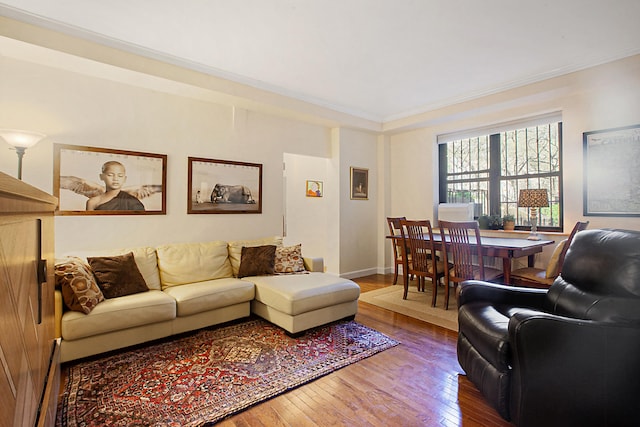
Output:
[
  {"xmin": 56, "ymin": 318, "xmax": 399, "ymax": 426},
  {"xmin": 359, "ymin": 286, "xmax": 458, "ymax": 331}
]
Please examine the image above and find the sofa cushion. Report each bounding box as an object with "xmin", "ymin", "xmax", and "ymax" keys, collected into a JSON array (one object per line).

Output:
[
  {"xmin": 60, "ymin": 290, "xmax": 176, "ymax": 341},
  {"xmin": 274, "ymin": 244, "xmax": 306, "ymax": 274},
  {"xmin": 64, "ymin": 246, "xmax": 162, "ymax": 290},
  {"xmin": 156, "ymin": 240, "xmax": 233, "ymax": 288},
  {"xmin": 88, "ymin": 252, "xmax": 149, "ymax": 298},
  {"xmin": 54, "ymin": 257, "xmax": 104, "ymax": 314},
  {"xmin": 162, "ymin": 277, "xmax": 255, "ymax": 317},
  {"xmin": 250, "ymin": 273, "xmax": 360, "ymax": 316},
  {"xmin": 238, "ymin": 245, "xmax": 277, "ymax": 278},
  {"xmin": 228, "ymin": 236, "xmax": 283, "ymax": 276}
]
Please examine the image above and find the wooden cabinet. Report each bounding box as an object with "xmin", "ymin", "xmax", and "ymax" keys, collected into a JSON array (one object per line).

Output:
[{"xmin": 0, "ymin": 172, "xmax": 59, "ymax": 427}]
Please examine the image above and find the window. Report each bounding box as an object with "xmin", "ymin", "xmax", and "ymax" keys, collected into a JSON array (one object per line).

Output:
[{"xmin": 438, "ymin": 119, "xmax": 563, "ymax": 232}]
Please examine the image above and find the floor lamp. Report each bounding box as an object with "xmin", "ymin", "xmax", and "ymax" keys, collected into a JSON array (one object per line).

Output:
[
  {"xmin": 0, "ymin": 129, "xmax": 46, "ymax": 180},
  {"xmin": 518, "ymin": 189, "xmax": 549, "ymax": 240}
]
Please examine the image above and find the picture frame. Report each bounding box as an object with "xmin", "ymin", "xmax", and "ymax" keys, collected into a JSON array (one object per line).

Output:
[
  {"xmin": 306, "ymin": 180, "xmax": 323, "ymax": 197},
  {"xmin": 188, "ymin": 157, "xmax": 262, "ymax": 214},
  {"xmin": 54, "ymin": 144, "xmax": 167, "ymax": 215},
  {"xmin": 583, "ymin": 124, "xmax": 640, "ymax": 217},
  {"xmin": 350, "ymin": 167, "xmax": 369, "ymax": 200}
]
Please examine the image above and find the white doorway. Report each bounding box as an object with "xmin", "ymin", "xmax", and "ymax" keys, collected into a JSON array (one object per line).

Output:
[{"xmin": 283, "ymin": 153, "xmax": 332, "ymax": 271}]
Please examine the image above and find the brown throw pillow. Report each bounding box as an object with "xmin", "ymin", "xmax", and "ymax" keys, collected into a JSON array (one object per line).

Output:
[
  {"xmin": 274, "ymin": 244, "xmax": 306, "ymax": 274},
  {"xmin": 87, "ymin": 252, "xmax": 148, "ymax": 298},
  {"xmin": 237, "ymin": 245, "xmax": 277, "ymax": 278},
  {"xmin": 54, "ymin": 257, "xmax": 105, "ymax": 313}
]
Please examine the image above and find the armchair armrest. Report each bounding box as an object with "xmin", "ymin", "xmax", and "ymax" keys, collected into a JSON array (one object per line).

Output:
[
  {"xmin": 458, "ymin": 280, "xmax": 547, "ymax": 309},
  {"xmin": 508, "ymin": 312, "xmax": 640, "ymax": 427},
  {"xmin": 303, "ymin": 256, "xmax": 324, "ymax": 272}
]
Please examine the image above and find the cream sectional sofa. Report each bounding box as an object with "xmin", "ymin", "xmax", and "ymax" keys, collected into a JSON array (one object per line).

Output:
[{"xmin": 54, "ymin": 237, "xmax": 360, "ymax": 362}]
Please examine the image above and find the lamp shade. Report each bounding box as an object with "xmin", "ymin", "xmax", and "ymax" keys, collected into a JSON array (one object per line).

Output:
[
  {"xmin": 518, "ymin": 189, "xmax": 549, "ymax": 208},
  {"xmin": 0, "ymin": 129, "xmax": 46, "ymax": 148}
]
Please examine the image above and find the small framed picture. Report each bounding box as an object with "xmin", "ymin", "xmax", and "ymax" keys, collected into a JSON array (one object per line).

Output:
[
  {"xmin": 188, "ymin": 157, "xmax": 262, "ymax": 214},
  {"xmin": 306, "ymin": 180, "xmax": 323, "ymax": 197},
  {"xmin": 54, "ymin": 144, "xmax": 167, "ymax": 215},
  {"xmin": 350, "ymin": 167, "xmax": 369, "ymax": 200}
]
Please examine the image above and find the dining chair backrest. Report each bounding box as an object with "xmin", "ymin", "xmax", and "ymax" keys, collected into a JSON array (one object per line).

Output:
[
  {"xmin": 387, "ymin": 216, "xmax": 406, "ymax": 260},
  {"xmin": 556, "ymin": 220, "xmax": 589, "ymax": 276},
  {"xmin": 438, "ymin": 220, "xmax": 487, "ymax": 282},
  {"xmin": 400, "ymin": 219, "xmax": 446, "ymax": 305},
  {"xmin": 387, "ymin": 216, "xmax": 408, "ymax": 286},
  {"xmin": 401, "ymin": 219, "xmax": 437, "ymax": 275}
]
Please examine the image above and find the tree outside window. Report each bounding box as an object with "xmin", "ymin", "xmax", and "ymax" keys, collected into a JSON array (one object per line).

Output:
[{"xmin": 439, "ymin": 122, "xmax": 563, "ymax": 232}]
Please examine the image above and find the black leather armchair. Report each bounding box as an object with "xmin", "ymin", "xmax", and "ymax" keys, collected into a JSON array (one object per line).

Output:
[{"xmin": 457, "ymin": 228, "xmax": 640, "ymax": 427}]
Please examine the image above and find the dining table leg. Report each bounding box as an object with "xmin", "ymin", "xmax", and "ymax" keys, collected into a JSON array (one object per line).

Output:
[
  {"xmin": 502, "ymin": 258, "xmax": 512, "ymax": 284},
  {"xmin": 402, "ymin": 251, "xmax": 409, "ymax": 299}
]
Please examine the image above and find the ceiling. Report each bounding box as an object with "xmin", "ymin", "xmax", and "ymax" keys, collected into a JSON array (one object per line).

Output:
[{"xmin": 2, "ymin": 0, "xmax": 640, "ymax": 124}]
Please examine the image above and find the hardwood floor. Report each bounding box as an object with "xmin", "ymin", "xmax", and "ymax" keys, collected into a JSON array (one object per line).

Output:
[
  {"xmin": 57, "ymin": 274, "xmax": 513, "ymax": 426},
  {"xmin": 218, "ymin": 274, "xmax": 514, "ymax": 427}
]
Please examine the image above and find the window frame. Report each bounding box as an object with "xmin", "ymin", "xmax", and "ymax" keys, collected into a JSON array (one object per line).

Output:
[{"xmin": 438, "ymin": 121, "xmax": 563, "ymax": 233}]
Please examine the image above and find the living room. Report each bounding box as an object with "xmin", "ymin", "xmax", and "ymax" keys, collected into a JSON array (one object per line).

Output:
[
  {"xmin": 2, "ymin": 2, "xmax": 640, "ymax": 426},
  {"xmin": 2, "ymin": 6, "xmax": 640, "ymax": 275}
]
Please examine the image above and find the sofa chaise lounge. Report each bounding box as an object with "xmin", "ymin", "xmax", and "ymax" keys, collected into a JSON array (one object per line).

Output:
[{"xmin": 54, "ymin": 236, "xmax": 360, "ymax": 362}]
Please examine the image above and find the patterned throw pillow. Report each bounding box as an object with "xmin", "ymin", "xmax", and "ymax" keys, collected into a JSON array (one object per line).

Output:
[
  {"xmin": 274, "ymin": 244, "xmax": 306, "ymax": 274},
  {"xmin": 237, "ymin": 245, "xmax": 277, "ymax": 278},
  {"xmin": 87, "ymin": 252, "xmax": 149, "ymax": 299},
  {"xmin": 55, "ymin": 257, "xmax": 104, "ymax": 314}
]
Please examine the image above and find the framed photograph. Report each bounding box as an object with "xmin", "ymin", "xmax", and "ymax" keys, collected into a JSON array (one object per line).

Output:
[
  {"xmin": 54, "ymin": 144, "xmax": 167, "ymax": 215},
  {"xmin": 188, "ymin": 157, "xmax": 262, "ymax": 214},
  {"xmin": 583, "ymin": 124, "xmax": 640, "ymax": 216},
  {"xmin": 306, "ymin": 180, "xmax": 323, "ymax": 197},
  {"xmin": 350, "ymin": 167, "xmax": 369, "ymax": 200}
]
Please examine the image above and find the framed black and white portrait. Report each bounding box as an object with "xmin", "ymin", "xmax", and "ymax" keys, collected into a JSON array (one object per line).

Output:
[
  {"xmin": 54, "ymin": 144, "xmax": 167, "ymax": 215},
  {"xmin": 188, "ymin": 157, "xmax": 262, "ymax": 214}
]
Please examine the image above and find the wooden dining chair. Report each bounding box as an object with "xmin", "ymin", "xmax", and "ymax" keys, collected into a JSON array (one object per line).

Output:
[
  {"xmin": 400, "ymin": 219, "xmax": 448, "ymax": 306},
  {"xmin": 438, "ymin": 220, "xmax": 503, "ymax": 310},
  {"xmin": 387, "ymin": 216, "xmax": 408, "ymax": 285},
  {"xmin": 510, "ymin": 221, "xmax": 589, "ymax": 288}
]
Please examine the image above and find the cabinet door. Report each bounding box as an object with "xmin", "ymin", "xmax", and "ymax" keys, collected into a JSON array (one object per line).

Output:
[{"xmin": 0, "ymin": 219, "xmax": 44, "ymax": 427}]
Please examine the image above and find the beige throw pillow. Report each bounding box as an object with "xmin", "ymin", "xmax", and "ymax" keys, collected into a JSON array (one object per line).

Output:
[{"xmin": 545, "ymin": 239, "xmax": 568, "ymax": 278}]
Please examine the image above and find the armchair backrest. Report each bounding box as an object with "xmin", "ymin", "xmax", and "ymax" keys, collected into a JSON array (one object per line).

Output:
[
  {"xmin": 545, "ymin": 228, "xmax": 640, "ymax": 323},
  {"xmin": 554, "ymin": 220, "xmax": 589, "ymax": 276}
]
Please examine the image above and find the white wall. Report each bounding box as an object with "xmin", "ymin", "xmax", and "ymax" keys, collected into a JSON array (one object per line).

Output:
[
  {"xmin": 335, "ymin": 128, "xmax": 379, "ymax": 278},
  {"xmin": 3, "ymin": 40, "xmax": 639, "ymax": 277},
  {"xmin": 0, "ymin": 53, "xmax": 382, "ymax": 277},
  {"xmin": 283, "ymin": 153, "xmax": 334, "ymax": 272},
  {"xmin": 0, "ymin": 56, "xmax": 335, "ymax": 256},
  {"xmin": 387, "ymin": 55, "xmax": 640, "ymax": 269}
]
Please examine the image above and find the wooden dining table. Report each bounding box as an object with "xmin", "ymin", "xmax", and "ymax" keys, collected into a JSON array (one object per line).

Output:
[{"xmin": 387, "ymin": 233, "xmax": 554, "ymax": 285}]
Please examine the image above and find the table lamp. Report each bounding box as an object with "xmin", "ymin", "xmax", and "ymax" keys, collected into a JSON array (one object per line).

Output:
[
  {"xmin": 0, "ymin": 129, "xmax": 46, "ymax": 180},
  {"xmin": 518, "ymin": 189, "xmax": 549, "ymax": 240}
]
